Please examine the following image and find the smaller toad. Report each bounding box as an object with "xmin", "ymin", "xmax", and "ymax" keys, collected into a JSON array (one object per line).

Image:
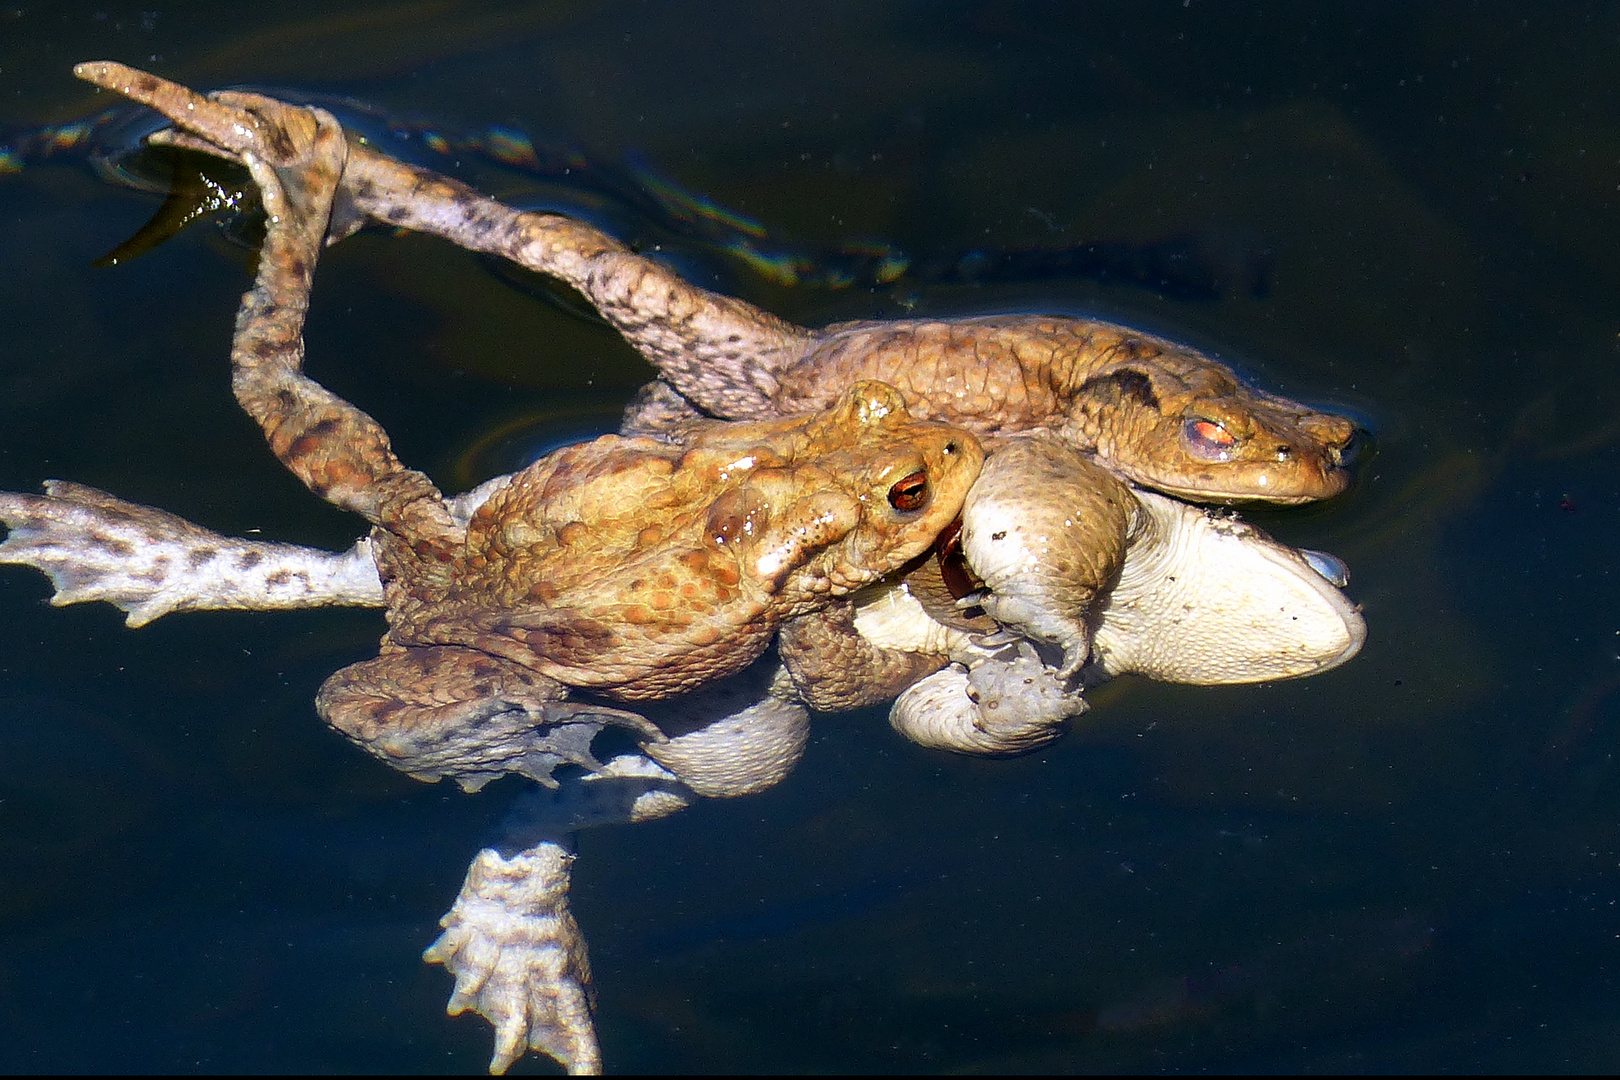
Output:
[
  {"xmin": 76, "ymin": 62, "xmax": 1356, "ymax": 509},
  {"xmin": 332, "ymin": 378, "xmax": 981, "ymax": 781}
]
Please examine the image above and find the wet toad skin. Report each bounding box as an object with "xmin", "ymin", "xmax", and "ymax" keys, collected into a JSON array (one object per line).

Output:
[
  {"xmin": 744, "ymin": 315, "xmax": 1357, "ymax": 503},
  {"xmin": 70, "ymin": 61, "xmax": 1362, "ymax": 743},
  {"xmin": 62, "ymin": 61, "xmax": 1365, "ymax": 754},
  {"xmin": 375, "ymin": 381, "xmax": 982, "ymax": 703}
]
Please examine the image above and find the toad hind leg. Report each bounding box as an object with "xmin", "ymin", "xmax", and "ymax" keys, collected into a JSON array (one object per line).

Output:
[
  {"xmin": 325, "ymin": 149, "xmax": 814, "ymax": 420},
  {"xmin": 74, "ymin": 63, "xmax": 459, "ymax": 550},
  {"xmin": 425, "ymin": 678, "xmax": 811, "ymax": 1077},
  {"xmin": 0, "ymin": 480, "xmax": 383, "ymax": 624}
]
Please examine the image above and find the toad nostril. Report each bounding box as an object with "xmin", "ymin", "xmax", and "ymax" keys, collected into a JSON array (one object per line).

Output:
[
  {"xmin": 1275, "ymin": 445, "xmax": 1293, "ymax": 461},
  {"xmin": 1330, "ymin": 427, "xmax": 1373, "ymax": 469}
]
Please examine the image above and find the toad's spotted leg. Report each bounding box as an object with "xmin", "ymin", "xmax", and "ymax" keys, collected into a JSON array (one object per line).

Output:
[{"xmin": 0, "ymin": 480, "xmax": 383, "ymax": 625}]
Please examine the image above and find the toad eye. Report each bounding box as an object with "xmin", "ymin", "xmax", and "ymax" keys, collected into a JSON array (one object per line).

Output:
[
  {"xmin": 1183, "ymin": 418, "xmax": 1239, "ymax": 461},
  {"xmin": 887, "ymin": 470, "xmax": 930, "ymax": 512}
]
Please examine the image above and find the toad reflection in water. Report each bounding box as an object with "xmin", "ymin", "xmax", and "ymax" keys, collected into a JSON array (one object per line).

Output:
[{"xmin": 0, "ymin": 64, "xmax": 1365, "ymax": 1074}]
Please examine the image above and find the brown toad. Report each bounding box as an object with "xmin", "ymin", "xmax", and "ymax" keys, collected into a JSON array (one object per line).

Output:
[
  {"xmin": 330, "ymin": 376, "xmax": 981, "ymax": 745},
  {"xmin": 51, "ymin": 63, "xmax": 1369, "ymax": 766}
]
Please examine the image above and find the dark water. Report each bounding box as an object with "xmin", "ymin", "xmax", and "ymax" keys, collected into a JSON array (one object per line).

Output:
[{"xmin": 4, "ymin": 1, "xmax": 1619, "ymax": 1072}]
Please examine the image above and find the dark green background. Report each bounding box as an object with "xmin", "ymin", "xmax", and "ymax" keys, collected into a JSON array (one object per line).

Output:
[{"xmin": 3, "ymin": 1, "xmax": 1618, "ymax": 1071}]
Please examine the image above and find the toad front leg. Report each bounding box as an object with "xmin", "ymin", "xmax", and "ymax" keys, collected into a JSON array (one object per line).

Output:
[
  {"xmin": 848, "ymin": 581, "xmax": 1089, "ymax": 755},
  {"xmin": 777, "ymin": 599, "xmax": 948, "ymax": 712},
  {"xmin": 955, "ymin": 437, "xmax": 1133, "ymax": 679}
]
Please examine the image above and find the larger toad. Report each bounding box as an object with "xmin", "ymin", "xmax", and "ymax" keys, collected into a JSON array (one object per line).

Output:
[{"xmin": 80, "ymin": 61, "xmax": 1357, "ymax": 506}]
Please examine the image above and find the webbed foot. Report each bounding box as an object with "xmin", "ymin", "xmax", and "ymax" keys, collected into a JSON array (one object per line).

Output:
[
  {"xmin": 0, "ymin": 480, "xmax": 382, "ymax": 624},
  {"xmin": 75, "ymin": 62, "xmax": 310, "ymax": 172},
  {"xmin": 888, "ymin": 643, "xmax": 1086, "ymax": 755},
  {"xmin": 424, "ymin": 843, "xmax": 601, "ymax": 1075},
  {"xmin": 317, "ymin": 648, "xmax": 665, "ymax": 792},
  {"xmin": 432, "ymin": 673, "xmax": 812, "ymax": 1076}
]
